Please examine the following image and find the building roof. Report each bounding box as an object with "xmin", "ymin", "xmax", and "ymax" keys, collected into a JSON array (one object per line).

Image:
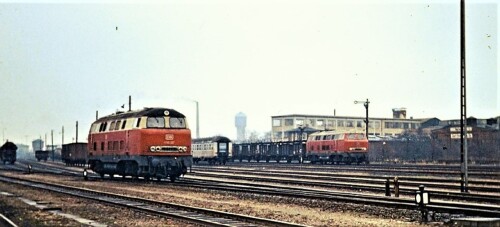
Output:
[{"xmin": 271, "ymin": 114, "xmax": 427, "ymax": 122}]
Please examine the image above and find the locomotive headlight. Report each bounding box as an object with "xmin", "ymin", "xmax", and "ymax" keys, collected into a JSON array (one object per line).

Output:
[
  {"xmin": 156, "ymin": 146, "xmax": 161, "ymax": 152},
  {"xmin": 150, "ymin": 146, "xmax": 156, "ymax": 152},
  {"xmin": 182, "ymin": 147, "xmax": 187, "ymax": 152}
]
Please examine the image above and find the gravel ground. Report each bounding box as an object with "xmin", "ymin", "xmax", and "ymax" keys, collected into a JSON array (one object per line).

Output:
[
  {"xmin": 0, "ymin": 172, "xmax": 429, "ymax": 226},
  {"xmin": 0, "ymin": 183, "xmax": 193, "ymax": 227}
]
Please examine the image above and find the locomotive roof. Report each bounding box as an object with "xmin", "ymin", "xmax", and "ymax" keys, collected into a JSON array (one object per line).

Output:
[
  {"xmin": 309, "ymin": 131, "xmax": 363, "ymax": 136},
  {"xmin": 192, "ymin": 136, "xmax": 231, "ymax": 143},
  {"xmin": 0, "ymin": 141, "xmax": 17, "ymax": 151},
  {"xmin": 94, "ymin": 108, "xmax": 185, "ymax": 123}
]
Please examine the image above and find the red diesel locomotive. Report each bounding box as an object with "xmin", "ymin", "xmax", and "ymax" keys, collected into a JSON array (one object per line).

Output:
[
  {"xmin": 87, "ymin": 107, "xmax": 192, "ymax": 182},
  {"xmin": 306, "ymin": 131, "xmax": 369, "ymax": 164}
]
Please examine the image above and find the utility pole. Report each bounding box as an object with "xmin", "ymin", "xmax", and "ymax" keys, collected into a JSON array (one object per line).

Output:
[
  {"xmin": 62, "ymin": 126, "xmax": 64, "ymax": 146},
  {"xmin": 76, "ymin": 121, "xmax": 79, "ymax": 143},
  {"xmin": 460, "ymin": 0, "xmax": 468, "ymax": 193},
  {"xmin": 51, "ymin": 130, "xmax": 54, "ymax": 161},
  {"xmin": 354, "ymin": 99, "xmax": 370, "ymax": 138},
  {"xmin": 129, "ymin": 95, "xmax": 132, "ymax": 111},
  {"xmin": 195, "ymin": 100, "xmax": 199, "ymax": 138}
]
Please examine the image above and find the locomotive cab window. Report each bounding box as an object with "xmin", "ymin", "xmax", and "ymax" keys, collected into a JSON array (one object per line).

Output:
[
  {"xmin": 169, "ymin": 117, "xmax": 186, "ymax": 128},
  {"xmin": 147, "ymin": 117, "xmax": 165, "ymax": 128}
]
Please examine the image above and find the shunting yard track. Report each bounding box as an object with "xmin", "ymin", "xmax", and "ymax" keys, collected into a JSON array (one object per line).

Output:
[
  {"xmin": 3, "ymin": 161, "xmax": 500, "ymax": 218},
  {"xmin": 5, "ymin": 161, "xmax": 500, "ymax": 204},
  {"xmin": 0, "ymin": 174, "xmax": 305, "ymax": 227},
  {"xmin": 191, "ymin": 167, "xmax": 500, "ymax": 194},
  {"xmin": 178, "ymin": 178, "xmax": 500, "ymax": 218},
  {"xmin": 221, "ymin": 162, "xmax": 500, "ymax": 178}
]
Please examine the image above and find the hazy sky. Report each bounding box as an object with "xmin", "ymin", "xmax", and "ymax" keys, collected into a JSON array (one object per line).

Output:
[{"xmin": 0, "ymin": 0, "xmax": 498, "ymax": 146}]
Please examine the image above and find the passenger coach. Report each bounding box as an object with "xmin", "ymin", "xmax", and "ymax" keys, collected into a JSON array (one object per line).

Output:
[
  {"xmin": 192, "ymin": 136, "xmax": 232, "ymax": 165},
  {"xmin": 87, "ymin": 107, "xmax": 192, "ymax": 182}
]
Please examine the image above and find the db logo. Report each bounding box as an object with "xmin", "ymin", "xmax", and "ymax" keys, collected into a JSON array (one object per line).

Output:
[{"xmin": 165, "ymin": 134, "xmax": 174, "ymax": 140}]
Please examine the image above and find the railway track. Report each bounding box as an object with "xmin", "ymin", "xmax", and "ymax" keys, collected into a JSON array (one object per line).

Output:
[
  {"xmin": 185, "ymin": 172, "xmax": 500, "ymax": 205},
  {"xmin": 177, "ymin": 177, "xmax": 500, "ymax": 218},
  {"xmin": 5, "ymin": 161, "xmax": 500, "ymax": 217},
  {"xmin": 220, "ymin": 162, "xmax": 500, "ymax": 178},
  {"xmin": 0, "ymin": 174, "xmax": 306, "ymax": 227},
  {"xmin": 191, "ymin": 167, "xmax": 500, "ymax": 193},
  {"xmin": 0, "ymin": 213, "xmax": 18, "ymax": 227},
  {"xmin": 5, "ymin": 161, "xmax": 500, "ymax": 205}
]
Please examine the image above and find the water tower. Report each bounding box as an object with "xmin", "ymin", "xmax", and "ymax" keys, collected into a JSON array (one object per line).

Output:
[{"xmin": 235, "ymin": 112, "xmax": 247, "ymax": 141}]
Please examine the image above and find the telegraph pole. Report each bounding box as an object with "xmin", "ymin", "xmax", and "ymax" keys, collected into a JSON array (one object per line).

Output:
[
  {"xmin": 62, "ymin": 126, "xmax": 64, "ymax": 146},
  {"xmin": 460, "ymin": 0, "xmax": 468, "ymax": 193},
  {"xmin": 76, "ymin": 121, "xmax": 79, "ymax": 143},
  {"xmin": 195, "ymin": 100, "xmax": 200, "ymax": 138},
  {"xmin": 51, "ymin": 130, "xmax": 54, "ymax": 161}
]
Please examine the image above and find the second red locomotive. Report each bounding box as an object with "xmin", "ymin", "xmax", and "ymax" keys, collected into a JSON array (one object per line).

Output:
[
  {"xmin": 87, "ymin": 107, "xmax": 192, "ymax": 182},
  {"xmin": 306, "ymin": 131, "xmax": 369, "ymax": 164}
]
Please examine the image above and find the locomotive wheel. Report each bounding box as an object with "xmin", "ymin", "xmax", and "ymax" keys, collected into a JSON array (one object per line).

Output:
[
  {"xmin": 169, "ymin": 175, "xmax": 176, "ymax": 182},
  {"xmin": 100, "ymin": 173, "xmax": 105, "ymax": 178}
]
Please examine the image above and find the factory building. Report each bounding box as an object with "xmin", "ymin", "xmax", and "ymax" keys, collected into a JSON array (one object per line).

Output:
[{"xmin": 271, "ymin": 108, "xmax": 432, "ymax": 142}]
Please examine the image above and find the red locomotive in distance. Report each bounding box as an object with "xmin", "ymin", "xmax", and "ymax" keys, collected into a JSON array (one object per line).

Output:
[
  {"xmin": 306, "ymin": 131, "xmax": 369, "ymax": 164},
  {"xmin": 87, "ymin": 107, "xmax": 192, "ymax": 182}
]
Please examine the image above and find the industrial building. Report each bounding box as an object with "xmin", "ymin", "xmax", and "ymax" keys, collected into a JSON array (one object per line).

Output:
[
  {"xmin": 270, "ymin": 108, "xmax": 499, "ymax": 143},
  {"xmin": 271, "ymin": 108, "xmax": 428, "ymax": 142}
]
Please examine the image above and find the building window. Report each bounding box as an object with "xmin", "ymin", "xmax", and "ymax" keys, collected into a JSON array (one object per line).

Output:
[
  {"xmin": 273, "ymin": 119, "xmax": 281, "ymax": 127},
  {"xmin": 296, "ymin": 119, "xmax": 304, "ymax": 126},
  {"xmin": 337, "ymin": 120, "xmax": 344, "ymax": 127},
  {"xmin": 285, "ymin": 119, "xmax": 294, "ymax": 126},
  {"xmin": 356, "ymin": 121, "xmax": 363, "ymax": 128},
  {"xmin": 346, "ymin": 120, "xmax": 354, "ymax": 127},
  {"xmin": 385, "ymin": 122, "xmax": 394, "ymax": 128},
  {"xmin": 394, "ymin": 122, "xmax": 401, "ymax": 128},
  {"xmin": 326, "ymin": 120, "xmax": 334, "ymax": 128},
  {"xmin": 317, "ymin": 120, "xmax": 324, "ymax": 126},
  {"xmin": 307, "ymin": 119, "xmax": 315, "ymax": 127}
]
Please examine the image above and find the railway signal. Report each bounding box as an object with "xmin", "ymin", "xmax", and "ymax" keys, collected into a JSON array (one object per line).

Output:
[{"xmin": 354, "ymin": 99, "xmax": 370, "ymax": 138}]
